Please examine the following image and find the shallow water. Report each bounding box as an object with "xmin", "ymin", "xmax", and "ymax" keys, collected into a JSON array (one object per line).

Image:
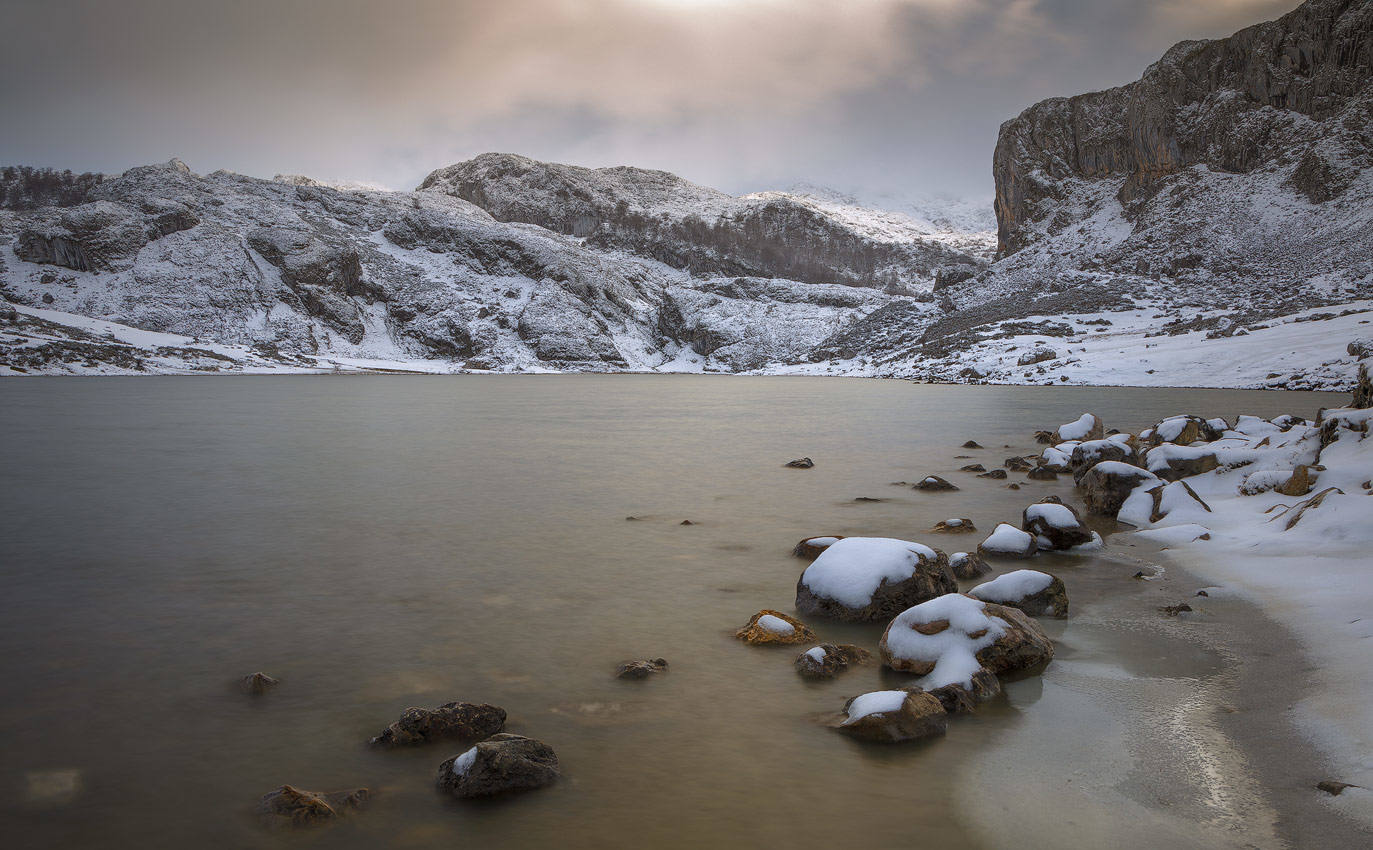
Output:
[{"xmin": 0, "ymin": 376, "xmax": 1340, "ymax": 849}]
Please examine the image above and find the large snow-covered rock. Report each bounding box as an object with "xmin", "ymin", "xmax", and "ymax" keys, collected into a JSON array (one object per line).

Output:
[
  {"xmin": 1021, "ymin": 501, "xmax": 1094, "ymax": 550},
  {"xmin": 795, "ymin": 537, "xmax": 956, "ymax": 622},
  {"xmin": 878, "ymin": 594, "xmax": 1055, "ymax": 683},
  {"xmin": 977, "ymin": 523, "xmax": 1039, "ymax": 558},
  {"xmin": 970, "ymin": 570, "xmax": 1069, "ymax": 619}
]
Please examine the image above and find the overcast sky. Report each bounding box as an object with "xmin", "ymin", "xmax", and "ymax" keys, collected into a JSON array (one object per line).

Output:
[{"xmin": 0, "ymin": 0, "xmax": 1300, "ymax": 198}]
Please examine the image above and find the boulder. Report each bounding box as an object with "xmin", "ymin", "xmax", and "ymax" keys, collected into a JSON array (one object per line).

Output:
[
  {"xmin": 1026, "ymin": 466, "xmax": 1059, "ymax": 481},
  {"xmin": 924, "ymin": 667, "xmax": 1002, "ymax": 714},
  {"xmin": 1070, "ymin": 438, "xmax": 1135, "ymax": 483},
  {"xmin": 1275, "ymin": 464, "xmax": 1316, "ymax": 497},
  {"xmin": 978, "ymin": 523, "xmax": 1038, "ymax": 558},
  {"xmin": 1144, "ymin": 415, "xmax": 1223, "ymax": 447},
  {"xmin": 241, "ymin": 672, "xmax": 279, "ymax": 695},
  {"xmin": 1055, "ymin": 413, "xmax": 1104, "ymax": 442},
  {"xmin": 1022, "ymin": 501, "xmax": 1094, "ymax": 550},
  {"xmin": 970, "ymin": 570, "xmax": 1069, "ymax": 619},
  {"xmin": 914, "ymin": 475, "xmax": 958, "ymax": 491},
  {"xmin": 929, "ymin": 518, "xmax": 977, "ymax": 534},
  {"xmin": 1354, "ymin": 362, "xmax": 1371, "ymax": 409},
  {"xmin": 948, "ymin": 551, "xmax": 992, "ymax": 580},
  {"xmin": 257, "ymin": 785, "xmax": 369, "ymax": 828},
  {"xmin": 369, "ymin": 702, "xmax": 506, "ymax": 747},
  {"xmin": 735, "ymin": 610, "xmax": 816, "ymax": 645},
  {"xmin": 829, "ymin": 690, "xmax": 948, "ymax": 743},
  {"xmin": 1017, "ymin": 347, "xmax": 1057, "ymax": 366},
  {"xmin": 796, "ymin": 537, "xmax": 957, "ymax": 622},
  {"xmin": 791, "ymin": 535, "xmax": 844, "ymax": 559},
  {"xmin": 1143, "ymin": 443, "xmax": 1220, "ymax": 481},
  {"xmin": 879, "ymin": 594, "xmax": 1054, "ymax": 678},
  {"xmin": 616, "ymin": 658, "xmax": 668, "ymax": 680},
  {"xmin": 785, "ymin": 457, "xmax": 815, "ymax": 469},
  {"xmin": 794, "ymin": 644, "xmax": 872, "ymax": 679},
  {"xmin": 1079, "ymin": 462, "xmax": 1162, "ymax": 517},
  {"xmin": 1004, "ymin": 456, "xmax": 1034, "ymax": 472},
  {"xmin": 436, "ymin": 734, "xmax": 559, "ymax": 798}
]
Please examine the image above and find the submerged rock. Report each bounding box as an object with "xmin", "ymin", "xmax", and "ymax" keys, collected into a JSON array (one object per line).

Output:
[
  {"xmin": 796, "ymin": 537, "xmax": 957, "ymax": 622},
  {"xmin": 735, "ymin": 610, "xmax": 816, "ymax": 645},
  {"xmin": 962, "ymin": 440, "xmax": 984, "ymax": 449},
  {"xmin": 437, "ymin": 734, "xmax": 559, "ymax": 798},
  {"xmin": 241, "ymin": 672, "xmax": 279, "ymax": 695},
  {"xmin": 1004, "ymin": 456, "xmax": 1034, "ymax": 472},
  {"xmin": 930, "ymin": 518, "xmax": 977, "ymax": 534},
  {"xmin": 978, "ymin": 468, "xmax": 1009, "ymax": 479},
  {"xmin": 369, "ymin": 702, "xmax": 506, "ymax": 747},
  {"xmin": 829, "ymin": 690, "xmax": 948, "ymax": 743},
  {"xmin": 794, "ymin": 644, "xmax": 872, "ymax": 679},
  {"xmin": 616, "ymin": 658, "xmax": 668, "ymax": 680},
  {"xmin": 785, "ymin": 457, "xmax": 815, "ymax": 469},
  {"xmin": 1026, "ymin": 466, "xmax": 1059, "ymax": 481},
  {"xmin": 970, "ymin": 570, "xmax": 1068, "ymax": 619},
  {"xmin": 948, "ymin": 551, "xmax": 992, "ymax": 580},
  {"xmin": 959, "ymin": 463, "xmax": 987, "ymax": 473},
  {"xmin": 257, "ymin": 785, "xmax": 369, "ymax": 828}
]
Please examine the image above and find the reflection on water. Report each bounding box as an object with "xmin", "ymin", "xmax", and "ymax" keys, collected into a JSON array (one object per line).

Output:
[{"xmin": 0, "ymin": 376, "xmax": 1332, "ymax": 849}]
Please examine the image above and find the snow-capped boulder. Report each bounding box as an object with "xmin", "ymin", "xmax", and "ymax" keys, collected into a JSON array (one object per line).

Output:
[
  {"xmin": 1017, "ymin": 346, "xmax": 1057, "ymax": 366},
  {"xmin": 791, "ymin": 535, "xmax": 844, "ymax": 559},
  {"xmin": 948, "ymin": 551, "xmax": 992, "ymax": 580},
  {"xmin": 977, "ymin": 523, "xmax": 1038, "ymax": 558},
  {"xmin": 914, "ymin": 475, "xmax": 959, "ymax": 492},
  {"xmin": 369, "ymin": 702, "xmax": 506, "ymax": 747},
  {"xmin": 1078, "ymin": 462, "xmax": 1162, "ymax": 517},
  {"xmin": 1119, "ymin": 480, "xmax": 1213, "ymax": 527},
  {"xmin": 794, "ymin": 644, "xmax": 871, "ymax": 680},
  {"xmin": 829, "ymin": 690, "xmax": 948, "ymax": 743},
  {"xmin": 257, "ymin": 784, "xmax": 369, "ymax": 828},
  {"xmin": 1039, "ymin": 443, "xmax": 1077, "ymax": 472},
  {"xmin": 796, "ymin": 537, "xmax": 957, "ymax": 622},
  {"xmin": 930, "ymin": 518, "xmax": 977, "ymax": 534},
  {"xmin": 879, "ymin": 594, "xmax": 1054, "ymax": 679},
  {"xmin": 436, "ymin": 734, "xmax": 559, "ymax": 798},
  {"xmin": 1146, "ymin": 415, "xmax": 1224, "ymax": 447},
  {"xmin": 1070, "ymin": 438, "xmax": 1135, "ymax": 483},
  {"xmin": 1021, "ymin": 501, "xmax": 1094, "ymax": 550},
  {"xmin": 1056, "ymin": 413, "xmax": 1104, "ymax": 443},
  {"xmin": 1143, "ymin": 443, "xmax": 1220, "ymax": 481},
  {"xmin": 735, "ymin": 610, "xmax": 816, "ymax": 645},
  {"xmin": 970, "ymin": 570, "xmax": 1069, "ymax": 619}
]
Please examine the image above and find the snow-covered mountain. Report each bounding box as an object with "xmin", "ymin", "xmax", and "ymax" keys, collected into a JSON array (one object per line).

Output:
[{"xmin": 1, "ymin": 0, "xmax": 1370, "ymax": 388}]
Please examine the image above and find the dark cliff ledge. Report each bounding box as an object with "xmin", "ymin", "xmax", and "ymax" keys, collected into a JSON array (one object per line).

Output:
[{"xmin": 993, "ymin": 0, "xmax": 1372, "ymax": 256}]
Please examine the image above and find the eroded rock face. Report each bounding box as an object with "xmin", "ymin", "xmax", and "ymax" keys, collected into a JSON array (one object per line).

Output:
[
  {"xmin": 828, "ymin": 690, "xmax": 948, "ymax": 743},
  {"xmin": 369, "ymin": 702, "xmax": 506, "ymax": 747},
  {"xmin": 735, "ymin": 610, "xmax": 816, "ymax": 645},
  {"xmin": 436, "ymin": 734, "xmax": 559, "ymax": 798},
  {"xmin": 257, "ymin": 785, "xmax": 369, "ymax": 828}
]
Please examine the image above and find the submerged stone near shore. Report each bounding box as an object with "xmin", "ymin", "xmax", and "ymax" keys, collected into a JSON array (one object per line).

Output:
[
  {"xmin": 257, "ymin": 785, "xmax": 369, "ymax": 828},
  {"xmin": 879, "ymin": 594, "xmax": 1054, "ymax": 678},
  {"xmin": 735, "ymin": 610, "xmax": 816, "ymax": 645},
  {"xmin": 796, "ymin": 537, "xmax": 957, "ymax": 622},
  {"xmin": 369, "ymin": 702, "xmax": 507, "ymax": 747},
  {"xmin": 437, "ymin": 734, "xmax": 560, "ymax": 798},
  {"xmin": 241, "ymin": 672, "xmax": 279, "ymax": 695},
  {"xmin": 794, "ymin": 644, "xmax": 872, "ymax": 679},
  {"xmin": 979, "ymin": 468, "xmax": 1009, "ymax": 479},
  {"xmin": 930, "ymin": 518, "xmax": 977, "ymax": 534},
  {"xmin": 914, "ymin": 475, "xmax": 959, "ymax": 491},
  {"xmin": 829, "ymin": 690, "xmax": 948, "ymax": 743},
  {"xmin": 962, "ymin": 440, "xmax": 984, "ymax": 449},
  {"xmin": 616, "ymin": 658, "xmax": 668, "ymax": 680},
  {"xmin": 970, "ymin": 570, "xmax": 1069, "ymax": 619},
  {"xmin": 785, "ymin": 457, "xmax": 815, "ymax": 469}
]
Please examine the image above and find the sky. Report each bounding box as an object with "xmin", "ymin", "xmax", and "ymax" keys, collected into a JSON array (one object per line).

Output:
[{"xmin": 0, "ymin": 0, "xmax": 1302, "ymax": 199}]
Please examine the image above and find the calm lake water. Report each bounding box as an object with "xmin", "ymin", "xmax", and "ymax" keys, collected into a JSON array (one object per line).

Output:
[{"xmin": 0, "ymin": 376, "xmax": 1341, "ymax": 849}]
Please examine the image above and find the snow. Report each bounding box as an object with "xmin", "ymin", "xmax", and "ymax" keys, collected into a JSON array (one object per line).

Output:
[
  {"xmin": 1024, "ymin": 503, "xmax": 1079, "ymax": 529},
  {"xmin": 756, "ymin": 614, "xmax": 795, "ymax": 635},
  {"xmin": 842, "ymin": 690, "xmax": 909, "ymax": 724},
  {"xmin": 980, "ymin": 524, "xmax": 1036, "ymax": 555},
  {"xmin": 805, "ymin": 646, "xmax": 827, "ymax": 662},
  {"xmin": 1057, "ymin": 414, "xmax": 1098, "ymax": 440},
  {"xmin": 800, "ymin": 537, "xmax": 938, "ymax": 608},
  {"xmin": 970, "ymin": 570, "xmax": 1054, "ymax": 603},
  {"xmin": 885, "ymin": 594, "xmax": 1008, "ymax": 690},
  {"xmin": 451, "ymin": 746, "xmax": 477, "ymax": 776}
]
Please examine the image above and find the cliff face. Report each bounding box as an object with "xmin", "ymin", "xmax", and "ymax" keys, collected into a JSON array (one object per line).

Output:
[{"xmin": 993, "ymin": 0, "xmax": 1373, "ymax": 255}]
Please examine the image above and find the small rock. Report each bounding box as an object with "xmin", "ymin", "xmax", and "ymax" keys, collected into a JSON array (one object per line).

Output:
[
  {"xmin": 792, "ymin": 535, "xmax": 844, "ymax": 559},
  {"xmin": 680, "ymin": 519, "xmax": 695, "ymax": 526},
  {"xmin": 962, "ymin": 440, "xmax": 984, "ymax": 449},
  {"xmin": 735, "ymin": 610, "xmax": 816, "ymax": 645},
  {"xmin": 1004, "ymin": 456, "xmax": 1034, "ymax": 472},
  {"xmin": 241, "ymin": 672, "xmax": 279, "ymax": 695},
  {"xmin": 437, "ymin": 734, "xmax": 559, "ymax": 798},
  {"xmin": 914, "ymin": 475, "xmax": 959, "ymax": 492},
  {"xmin": 978, "ymin": 469, "xmax": 1008, "ymax": 479},
  {"xmin": 829, "ymin": 690, "xmax": 948, "ymax": 743},
  {"xmin": 930, "ymin": 518, "xmax": 977, "ymax": 534},
  {"xmin": 978, "ymin": 523, "xmax": 1039, "ymax": 558},
  {"xmin": 959, "ymin": 463, "xmax": 987, "ymax": 473},
  {"xmin": 853, "ymin": 496, "xmax": 884, "ymax": 503},
  {"xmin": 1007, "ymin": 483, "xmax": 1021, "ymax": 490},
  {"xmin": 624, "ymin": 516, "xmax": 641, "ymax": 521},
  {"xmin": 257, "ymin": 785, "xmax": 369, "ymax": 828},
  {"xmin": 41, "ymin": 292, "xmax": 55, "ymax": 304},
  {"xmin": 1026, "ymin": 466, "xmax": 1058, "ymax": 481},
  {"xmin": 924, "ymin": 668, "xmax": 1002, "ymax": 714},
  {"xmin": 948, "ymin": 551, "xmax": 992, "ymax": 580},
  {"xmin": 1317, "ymin": 780, "xmax": 1358, "ymax": 796},
  {"xmin": 794, "ymin": 644, "xmax": 871, "ymax": 679},
  {"xmin": 616, "ymin": 658, "xmax": 668, "ymax": 680},
  {"xmin": 1159, "ymin": 603, "xmax": 1193, "ymax": 617},
  {"xmin": 785, "ymin": 457, "xmax": 815, "ymax": 469},
  {"xmin": 369, "ymin": 702, "xmax": 506, "ymax": 747}
]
